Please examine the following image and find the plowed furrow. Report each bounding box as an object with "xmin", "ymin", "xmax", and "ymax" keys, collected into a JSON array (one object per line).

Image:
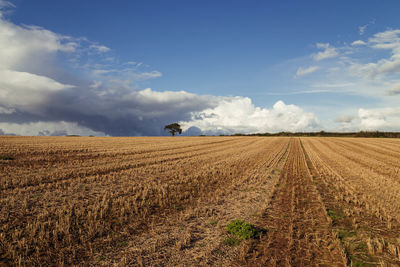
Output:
[{"xmin": 246, "ymin": 138, "xmax": 346, "ymax": 266}]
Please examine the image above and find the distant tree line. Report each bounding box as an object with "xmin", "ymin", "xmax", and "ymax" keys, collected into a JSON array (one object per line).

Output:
[{"xmin": 218, "ymin": 131, "xmax": 400, "ymax": 138}]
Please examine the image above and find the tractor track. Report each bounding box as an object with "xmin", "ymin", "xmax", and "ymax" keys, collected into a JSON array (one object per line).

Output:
[{"xmin": 243, "ymin": 138, "xmax": 346, "ymax": 266}]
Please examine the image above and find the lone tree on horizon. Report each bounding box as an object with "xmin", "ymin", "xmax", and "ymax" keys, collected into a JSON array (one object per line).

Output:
[{"xmin": 164, "ymin": 123, "xmax": 182, "ymax": 136}]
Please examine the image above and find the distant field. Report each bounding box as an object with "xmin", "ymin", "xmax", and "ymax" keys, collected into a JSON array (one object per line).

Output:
[{"xmin": 1, "ymin": 136, "xmax": 400, "ymax": 266}]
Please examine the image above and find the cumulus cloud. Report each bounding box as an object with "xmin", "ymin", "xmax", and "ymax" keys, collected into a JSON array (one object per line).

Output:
[
  {"xmin": 0, "ymin": 69, "xmax": 75, "ymax": 113},
  {"xmin": 0, "ymin": 21, "xmax": 77, "ymax": 73},
  {"xmin": 313, "ymin": 43, "xmax": 339, "ymax": 61},
  {"xmin": 358, "ymin": 107, "xmax": 400, "ymax": 130},
  {"xmin": 295, "ymin": 66, "xmax": 319, "ymax": 77},
  {"xmin": 180, "ymin": 98, "xmax": 320, "ymax": 134}
]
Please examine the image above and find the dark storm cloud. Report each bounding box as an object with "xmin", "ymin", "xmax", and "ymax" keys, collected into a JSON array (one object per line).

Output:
[{"xmin": 37, "ymin": 86, "xmax": 218, "ymax": 136}]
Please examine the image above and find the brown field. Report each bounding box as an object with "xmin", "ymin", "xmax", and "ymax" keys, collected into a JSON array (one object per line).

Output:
[{"xmin": 1, "ymin": 136, "xmax": 400, "ymax": 266}]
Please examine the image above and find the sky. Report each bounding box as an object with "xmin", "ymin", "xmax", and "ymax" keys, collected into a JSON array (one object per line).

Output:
[{"xmin": 1, "ymin": 0, "xmax": 400, "ymax": 136}]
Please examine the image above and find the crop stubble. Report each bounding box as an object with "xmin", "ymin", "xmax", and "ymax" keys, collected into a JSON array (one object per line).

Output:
[{"xmin": 1, "ymin": 136, "xmax": 400, "ymax": 266}]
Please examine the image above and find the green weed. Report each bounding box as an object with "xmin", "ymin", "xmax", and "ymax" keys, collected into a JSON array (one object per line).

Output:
[
  {"xmin": 226, "ymin": 219, "xmax": 264, "ymax": 240},
  {"xmin": 327, "ymin": 208, "xmax": 346, "ymax": 220}
]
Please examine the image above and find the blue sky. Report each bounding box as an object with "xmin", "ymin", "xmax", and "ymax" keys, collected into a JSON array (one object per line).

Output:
[{"xmin": 1, "ymin": 0, "xmax": 400, "ymax": 135}]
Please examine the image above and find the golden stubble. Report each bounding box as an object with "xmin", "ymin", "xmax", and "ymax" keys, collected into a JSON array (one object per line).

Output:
[{"xmin": 1, "ymin": 136, "xmax": 400, "ymax": 266}]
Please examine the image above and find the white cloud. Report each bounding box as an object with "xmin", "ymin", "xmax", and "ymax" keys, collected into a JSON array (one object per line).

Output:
[
  {"xmin": 359, "ymin": 19, "xmax": 375, "ymax": 35},
  {"xmin": 359, "ymin": 25, "xmax": 368, "ymax": 35},
  {"xmin": 313, "ymin": 43, "xmax": 339, "ymax": 61},
  {"xmin": 90, "ymin": 68, "xmax": 162, "ymax": 82},
  {"xmin": 0, "ymin": 69, "xmax": 73, "ymax": 92},
  {"xmin": 0, "ymin": 69, "xmax": 74, "ymax": 112},
  {"xmin": 296, "ymin": 66, "xmax": 319, "ymax": 77},
  {"xmin": 0, "ymin": 21, "xmax": 77, "ymax": 71},
  {"xmin": 92, "ymin": 69, "xmax": 113, "ymax": 76},
  {"xmin": 347, "ymin": 30, "xmax": 400, "ymax": 79},
  {"xmin": 0, "ymin": 106, "xmax": 14, "ymax": 114},
  {"xmin": 349, "ymin": 62, "xmax": 388, "ymax": 80},
  {"xmin": 180, "ymin": 98, "xmax": 319, "ymax": 134},
  {"xmin": 131, "ymin": 70, "xmax": 162, "ymax": 80},
  {"xmin": 359, "ymin": 107, "xmax": 400, "ymax": 130},
  {"xmin": 311, "ymin": 82, "xmax": 354, "ymax": 88},
  {"xmin": 0, "ymin": 0, "xmax": 15, "ymax": 9},
  {"xmin": 90, "ymin": 44, "xmax": 110, "ymax": 53},
  {"xmin": 351, "ymin": 40, "xmax": 366, "ymax": 46},
  {"xmin": 368, "ymin": 29, "xmax": 400, "ymax": 51},
  {"xmin": 136, "ymin": 88, "xmax": 209, "ymax": 104}
]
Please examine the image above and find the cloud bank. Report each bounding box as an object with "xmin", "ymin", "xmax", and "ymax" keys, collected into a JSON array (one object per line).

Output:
[
  {"xmin": 181, "ymin": 98, "xmax": 319, "ymax": 135},
  {"xmin": 359, "ymin": 107, "xmax": 400, "ymax": 131}
]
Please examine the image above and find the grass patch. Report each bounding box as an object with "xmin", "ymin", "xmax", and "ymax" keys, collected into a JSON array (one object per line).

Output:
[
  {"xmin": 226, "ymin": 219, "xmax": 264, "ymax": 240},
  {"xmin": 327, "ymin": 208, "xmax": 378, "ymax": 266},
  {"xmin": 336, "ymin": 229, "xmax": 357, "ymax": 240},
  {"xmin": 350, "ymin": 258, "xmax": 375, "ymax": 267},
  {"xmin": 347, "ymin": 241, "xmax": 377, "ymax": 267},
  {"xmin": 223, "ymin": 237, "xmax": 241, "ymax": 246},
  {"xmin": 327, "ymin": 208, "xmax": 346, "ymax": 220}
]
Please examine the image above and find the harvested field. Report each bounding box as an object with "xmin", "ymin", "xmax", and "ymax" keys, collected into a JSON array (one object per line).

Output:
[{"xmin": 1, "ymin": 136, "xmax": 400, "ymax": 266}]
